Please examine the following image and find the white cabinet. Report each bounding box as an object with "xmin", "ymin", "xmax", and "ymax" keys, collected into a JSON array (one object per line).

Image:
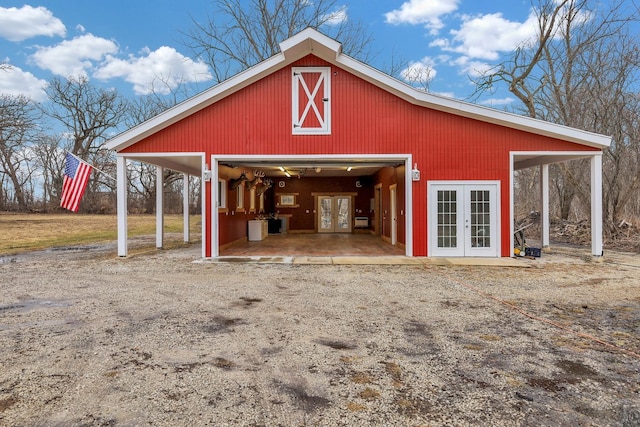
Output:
[{"xmin": 248, "ymin": 220, "xmax": 268, "ymax": 241}]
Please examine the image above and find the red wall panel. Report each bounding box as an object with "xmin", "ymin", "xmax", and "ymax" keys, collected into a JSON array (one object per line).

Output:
[{"xmin": 122, "ymin": 54, "xmax": 599, "ymax": 257}]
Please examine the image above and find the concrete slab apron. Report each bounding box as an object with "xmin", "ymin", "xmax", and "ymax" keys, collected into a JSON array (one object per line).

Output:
[{"xmin": 199, "ymin": 256, "xmax": 531, "ymax": 267}]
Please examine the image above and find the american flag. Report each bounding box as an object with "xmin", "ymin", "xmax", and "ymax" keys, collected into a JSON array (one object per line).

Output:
[{"xmin": 60, "ymin": 153, "xmax": 93, "ymax": 212}]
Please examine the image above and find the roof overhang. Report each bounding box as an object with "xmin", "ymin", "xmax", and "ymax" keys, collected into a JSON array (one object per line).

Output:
[
  {"xmin": 106, "ymin": 28, "xmax": 612, "ymax": 155},
  {"xmin": 512, "ymin": 151, "xmax": 601, "ymax": 170}
]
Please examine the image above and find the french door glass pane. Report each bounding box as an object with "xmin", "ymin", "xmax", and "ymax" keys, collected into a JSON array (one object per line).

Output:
[
  {"xmin": 320, "ymin": 198, "xmax": 332, "ymax": 229},
  {"xmin": 337, "ymin": 197, "xmax": 349, "ymax": 229},
  {"xmin": 437, "ymin": 190, "xmax": 457, "ymax": 248},
  {"xmin": 470, "ymin": 190, "xmax": 491, "ymax": 247}
]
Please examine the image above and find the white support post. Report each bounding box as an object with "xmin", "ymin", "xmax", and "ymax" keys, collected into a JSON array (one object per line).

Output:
[
  {"xmin": 540, "ymin": 164, "xmax": 550, "ymax": 250},
  {"xmin": 116, "ymin": 156, "xmax": 128, "ymax": 257},
  {"xmin": 211, "ymin": 158, "xmax": 219, "ymax": 258},
  {"xmin": 156, "ymin": 166, "xmax": 164, "ymax": 249},
  {"xmin": 183, "ymin": 173, "xmax": 190, "ymax": 243},
  {"xmin": 591, "ymin": 154, "xmax": 603, "ymax": 257},
  {"xmin": 202, "ymin": 161, "xmax": 208, "ymax": 259}
]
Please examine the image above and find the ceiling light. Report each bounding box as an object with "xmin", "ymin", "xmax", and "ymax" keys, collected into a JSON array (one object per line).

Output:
[
  {"xmin": 315, "ymin": 167, "xmax": 321, "ymax": 173},
  {"xmin": 346, "ymin": 166, "xmax": 352, "ymax": 172},
  {"xmin": 278, "ymin": 166, "xmax": 285, "ymax": 172},
  {"xmin": 284, "ymin": 171, "xmax": 291, "ymax": 178}
]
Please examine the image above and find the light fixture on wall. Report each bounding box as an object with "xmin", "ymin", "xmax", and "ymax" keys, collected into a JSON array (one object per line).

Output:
[
  {"xmin": 346, "ymin": 166, "xmax": 352, "ymax": 172},
  {"xmin": 203, "ymin": 164, "xmax": 212, "ymax": 181},
  {"xmin": 412, "ymin": 163, "xmax": 421, "ymax": 181},
  {"xmin": 315, "ymin": 167, "xmax": 321, "ymax": 173},
  {"xmin": 284, "ymin": 171, "xmax": 291, "ymax": 178}
]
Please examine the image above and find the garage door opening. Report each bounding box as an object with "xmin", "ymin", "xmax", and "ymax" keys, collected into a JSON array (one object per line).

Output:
[{"xmin": 211, "ymin": 155, "xmax": 413, "ymax": 257}]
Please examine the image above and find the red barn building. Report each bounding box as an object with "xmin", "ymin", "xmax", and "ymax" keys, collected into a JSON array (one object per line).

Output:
[{"xmin": 106, "ymin": 29, "xmax": 610, "ymax": 259}]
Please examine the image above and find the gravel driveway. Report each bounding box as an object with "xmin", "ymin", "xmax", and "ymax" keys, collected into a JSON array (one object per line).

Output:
[{"xmin": 1, "ymin": 238, "xmax": 639, "ymax": 426}]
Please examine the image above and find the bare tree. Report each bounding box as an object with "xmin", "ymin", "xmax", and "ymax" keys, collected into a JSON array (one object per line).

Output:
[
  {"xmin": 184, "ymin": 0, "xmax": 374, "ymax": 83},
  {"xmin": 473, "ymin": 0, "xmax": 640, "ymax": 233},
  {"xmin": 40, "ymin": 76, "xmax": 128, "ymax": 212},
  {"xmin": 0, "ymin": 94, "xmax": 41, "ymax": 211},
  {"xmin": 32, "ymin": 134, "xmax": 65, "ymax": 211},
  {"xmin": 124, "ymin": 91, "xmax": 194, "ymax": 213},
  {"xmin": 402, "ymin": 63, "xmax": 434, "ymax": 92},
  {"xmin": 42, "ymin": 76, "xmax": 128, "ymax": 159}
]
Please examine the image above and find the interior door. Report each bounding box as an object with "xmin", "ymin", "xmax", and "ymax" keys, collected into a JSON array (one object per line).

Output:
[
  {"xmin": 318, "ymin": 196, "xmax": 352, "ymax": 233},
  {"xmin": 430, "ymin": 183, "xmax": 498, "ymax": 257}
]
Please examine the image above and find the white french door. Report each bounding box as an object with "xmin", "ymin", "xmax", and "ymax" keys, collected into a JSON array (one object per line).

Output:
[
  {"xmin": 318, "ymin": 196, "xmax": 352, "ymax": 233},
  {"xmin": 429, "ymin": 182, "xmax": 499, "ymax": 257}
]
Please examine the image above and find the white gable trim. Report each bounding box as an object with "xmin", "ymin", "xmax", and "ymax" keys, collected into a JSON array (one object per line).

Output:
[{"xmin": 106, "ymin": 28, "xmax": 611, "ymax": 152}]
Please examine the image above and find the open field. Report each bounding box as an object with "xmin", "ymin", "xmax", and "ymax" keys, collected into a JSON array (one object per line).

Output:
[
  {"xmin": 0, "ymin": 229, "xmax": 639, "ymax": 425},
  {"xmin": 0, "ymin": 213, "xmax": 201, "ymax": 256}
]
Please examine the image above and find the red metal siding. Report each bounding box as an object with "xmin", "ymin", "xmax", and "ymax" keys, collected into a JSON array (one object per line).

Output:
[{"xmin": 122, "ymin": 54, "xmax": 599, "ymax": 257}]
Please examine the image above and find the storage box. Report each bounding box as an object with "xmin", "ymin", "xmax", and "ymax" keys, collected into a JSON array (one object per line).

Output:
[{"xmin": 525, "ymin": 247, "xmax": 541, "ymax": 257}]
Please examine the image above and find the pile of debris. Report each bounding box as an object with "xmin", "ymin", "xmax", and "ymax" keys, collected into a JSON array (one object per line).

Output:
[
  {"xmin": 515, "ymin": 212, "xmax": 640, "ymax": 253},
  {"xmin": 551, "ymin": 219, "xmax": 640, "ymax": 252},
  {"xmin": 551, "ymin": 219, "xmax": 592, "ymax": 245},
  {"xmin": 605, "ymin": 220, "xmax": 640, "ymax": 252}
]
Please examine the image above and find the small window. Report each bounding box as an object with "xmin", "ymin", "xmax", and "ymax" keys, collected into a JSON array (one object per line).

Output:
[
  {"xmin": 236, "ymin": 182, "xmax": 245, "ymax": 211},
  {"xmin": 249, "ymin": 187, "xmax": 256, "ymax": 213},
  {"xmin": 218, "ymin": 179, "xmax": 227, "ymax": 210}
]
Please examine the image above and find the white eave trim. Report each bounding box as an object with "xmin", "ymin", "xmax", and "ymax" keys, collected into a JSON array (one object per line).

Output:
[
  {"xmin": 105, "ymin": 53, "xmax": 288, "ymax": 151},
  {"xmin": 106, "ymin": 28, "xmax": 612, "ymax": 153}
]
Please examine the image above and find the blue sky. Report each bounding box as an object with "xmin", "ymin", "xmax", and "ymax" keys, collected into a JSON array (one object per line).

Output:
[{"xmin": 1, "ymin": 1, "xmax": 543, "ymax": 108}]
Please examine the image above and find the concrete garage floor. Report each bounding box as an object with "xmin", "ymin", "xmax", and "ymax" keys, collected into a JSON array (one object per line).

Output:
[{"xmin": 217, "ymin": 233, "xmax": 527, "ymax": 266}]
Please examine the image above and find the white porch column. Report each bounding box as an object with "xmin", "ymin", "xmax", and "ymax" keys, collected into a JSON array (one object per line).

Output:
[
  {"xmin": 116, "ymin": 155, "xmax": 128, "ymax": 257},
  {"xmin": 156, "ymin": 166, "xmax": 164, "ymax": 249},
  {"xmin": 591, "ymin": 154, "xmax": 604, "ymax": 257},
  {"xmin": 211, "ymin": 158, "xmax": 219, "ymax": 257},
  {"xmin": 540, "ymin": 164, "xmax": 550, "ymax": 250},
  {"xmin": 183, "ymin": 173, "xmax": 190, "ymax": 242}
]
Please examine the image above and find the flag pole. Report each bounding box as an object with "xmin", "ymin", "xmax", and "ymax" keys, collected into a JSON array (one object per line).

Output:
[{"xmin": 67, "ymin": 151, "xmax": 116, "ymax": 182}]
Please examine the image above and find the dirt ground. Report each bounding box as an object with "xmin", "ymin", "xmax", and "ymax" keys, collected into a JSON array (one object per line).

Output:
[{"xmin": 1, "ymin": 237, "xmax": 639, "ymax": 426}]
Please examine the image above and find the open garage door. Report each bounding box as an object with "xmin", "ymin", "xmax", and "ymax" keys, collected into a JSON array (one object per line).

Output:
[{"xmin": 210, "ymin": 155, "xmax": 413, "ymax": 257}]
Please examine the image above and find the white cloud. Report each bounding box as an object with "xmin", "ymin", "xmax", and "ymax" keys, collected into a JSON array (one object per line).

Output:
[
  {"xmin": 0, "ymin": 5, "xmax": 66, "ymax": 42},
  {"xmin": 94, "ymin": 46, "xmax": 213, "ymax": 95},
  {"xmin": 323, "ymin": 5, "xmax": 348, "ymax": 26},
  {"xmin": 437, "ymin": 12, "xmax": 538, "ymax": 60},
  {"xmin": 401, "ymin": 57, "xmax": 437, "ymax": 88},
  {"xmin": 480, "ymin": 97, "xmax": 516, "ymax": 107},
  {"xmin": 31, "ymin": 33, "xmax": 119, "ymax": 77},
  {"xmin": 451, "ymin": 56, "xmax": 492, "ymax": 78},
  {"xmin": 385, "ymin": 0, "xmax": 460, "ymax": 34},
  {"xmin": 0, "ymin": 64, "xmax": 48, "ymax": 101}
]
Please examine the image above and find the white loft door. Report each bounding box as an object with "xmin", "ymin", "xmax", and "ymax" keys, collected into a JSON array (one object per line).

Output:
[
  {"xmin": 430, "ymin": 183, "xmax": 498, "ymax": 257},
  {"xmin": 318, "ymin": 196, "xmax": 352, "ymax": 233}
]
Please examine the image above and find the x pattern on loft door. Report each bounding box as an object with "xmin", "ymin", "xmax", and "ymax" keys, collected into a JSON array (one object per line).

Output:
[{"xmin": 292, "ymin": 67, "xmax": 331, "ymax": 134}]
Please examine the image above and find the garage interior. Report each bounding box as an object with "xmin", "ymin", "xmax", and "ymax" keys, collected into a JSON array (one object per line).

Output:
[{"xmin": 216, "ymin": 158, "xmax": 408, "ymax": 257}]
